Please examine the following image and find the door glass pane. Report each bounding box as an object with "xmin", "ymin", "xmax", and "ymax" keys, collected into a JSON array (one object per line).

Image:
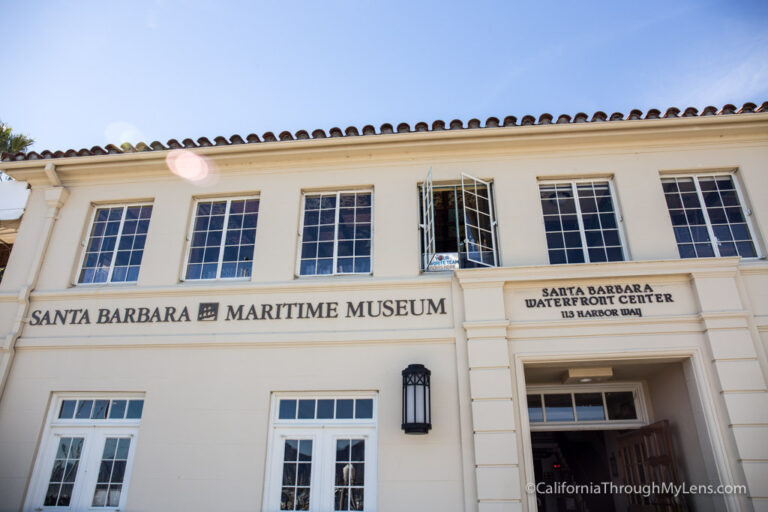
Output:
[
  {"xmin": 281, "ymin": 439, "xmax": 312, "ymax": 510},
  {"xmin": 335, "ymin": 438, "xmax": 365, "ymax": 511},
  {"xmin": 574, "ymin": 393, "xmax": 606, "ymax": 421},
  {"xmin": 92, "ymin": 437, "xmax": 131, "ymax": 507},
  {"xmin": 544, "ymin": 394, "xmax": 574, "ymax": 422},
  {"xmin": 606, "ymin": 391, "xmax": 637, "ymax": 420},
  {"xmin": 44, "ymin": 437, "xmax": 84, "ymax": 506}
]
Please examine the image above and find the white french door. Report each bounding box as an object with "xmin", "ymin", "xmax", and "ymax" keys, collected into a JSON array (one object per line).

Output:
[
  {"xmin": 25, "ymin": 427, "xmax": 138, "ymax": 512},
  {"xmin": 264, "ymin": 427, "xmax": 377, "ymax": 512}
]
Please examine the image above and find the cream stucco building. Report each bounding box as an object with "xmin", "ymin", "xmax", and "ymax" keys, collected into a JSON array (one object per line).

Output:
[{"xmin": 0, "ymin": 102, "xmax": 767, "ymax": 512}]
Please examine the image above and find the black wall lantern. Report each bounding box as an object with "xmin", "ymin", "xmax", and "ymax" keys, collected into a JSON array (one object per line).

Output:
[{"xmin": 402, "ymin": 364, "xmax": 431, "ymax": 434}]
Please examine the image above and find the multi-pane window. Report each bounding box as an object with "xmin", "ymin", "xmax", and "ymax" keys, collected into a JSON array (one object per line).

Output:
[
  {"xmin": 539, "ymin": 181, "xmax": 625, "ymax": 264},
  {"xmin": 44, "ymin": 437, "xmax": 83, "ymax": 506},
  {"xmin": 278, "ymin": 398, "xmax": 374, "ymax": 420},
  {"xmin": 281, "ymin": 439, "xmax": 313, "ymax": 510},
  {"xmin": 265, "ymin": 395, "xmax": 377, "ymax": 512},
  {"xmin": 419, "ymin": 170, "xmax": 499, "ymax": 271},
  {"xmin": 58, "ymin": 398, "xmax": 144, "ymax": 420},
  {"xmin": 334, "ymin": 439, "xmax": 366, "ymax": 511},
  {"xmin": 661, "ymin": 175, "xmax": 759, "ymax": 259},
  {"xmin": 25, "ymin": 395, "xmax": 143, "ymax": 511},
  {"xmin": 92, "ymin": 437, "xmax": 131, "ymax": 507},
  {"xmin": 185, "ymin": 197, "xmax": 260, "ymax": 280},
  {"xmin": 527, "ymin": 384, "xmax": 646, "ymax": 430},
  {"xmin": 78, "ymin": 204, "xmax": 152, "ymax": 284},
  {"xmin": 299, "ymin": 191, "xmax": 372, "ymax": 276}
]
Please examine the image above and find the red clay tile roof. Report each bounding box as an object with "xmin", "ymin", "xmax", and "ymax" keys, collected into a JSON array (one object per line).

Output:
[{"xmin": 2, "ymin": 102, "xmax": 766, "ymax": 162}]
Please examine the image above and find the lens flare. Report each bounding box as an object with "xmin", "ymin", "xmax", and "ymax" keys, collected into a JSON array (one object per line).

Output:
[{"xmin": 166, "ymin": 149, "xmax": 216, "ymax": 185}]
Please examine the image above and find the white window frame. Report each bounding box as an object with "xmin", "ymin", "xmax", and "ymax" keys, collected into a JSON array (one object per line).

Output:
[
  {"xmin": 24, "ymin": 393, "xmax": 143, "ymax": 512},
  {"xmin": 296, "ymin": 189, "xmax": 374, "ymax": 277},
  {"xmin": 263, "ymin": 392, "xmax": 378, "ymax": 512},
  {"xmin": 538, "ymin": 178, "xmax": 629, "ymax": 263},
  {"xmin": 661, "ymin": 172, "xmax": 762, "ymax": 259},
  {"xmin": 526, "ymin": 382, "xmax": 648, "ymax": 431},
  {"xmin": 182, "ymin": 195, "xmax": 260, "ymax": 281},
  {"xmin": 75, "ymin": 202, "xmax": 153, "ymax": 285},
  {"xmin": 419, "ymin": 172, "xmax": 499, "ymax": 272}
]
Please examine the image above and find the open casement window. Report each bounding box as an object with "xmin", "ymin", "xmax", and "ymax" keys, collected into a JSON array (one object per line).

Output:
[
  {"xmin": 264, "ymin": 395, "xmax": 377, "ymax": 512},
  {"xmin": 419, "ymin": 171, "xmax": 499, "ymax": 271},
  {"xmin": 24, "ymin": 396, "xmax": 143, "ymax": 512}
]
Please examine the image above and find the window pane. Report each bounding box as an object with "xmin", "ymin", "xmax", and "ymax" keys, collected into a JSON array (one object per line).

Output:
[
  {"xmin": 125, "ymin": 400, "xmax": 144, "ymax": 419},
  {"xmin": 76, "ymin": 400, "xmax": 93, "ymax": 419},
  {"xmin": 355, "ymin": 399, "xmax": 373, "ymax": 419},
  {"xmin": 574, "ymin": 393, "xmax": 606, "ymax": 421},
  {"xmin": 92, "ymin": 400, "xmax": 109, "ymax": 419},
  {"xmin": 336, "ymin": 399, "xmax": 354, "ymax": 419},
  {"xmin": 606, "ymin": 392, "xmax": 637, "ymax": 420},
  {"xmin": 527, "ymin": 395, "xmax": 543, "ymax": 422},
  {"xmin": 544, "ymin": 394, "xmax": 574, "ymax": 422},
  {"xmin": 317, "ymin": 400, "xmax": 334, "ymax": 419},
  {"xmin": 279, "ymin": 400, "xmax": 297, "ymax": 420},
  {"xmin": 109, "ymin": 400, "xmax": 127, "ymax": 419},
  {"xmin": 59, "ymin": 400, "xmax": 76, "ymax": 419},
  {"xmin": 298, "ymin": 400, "xmax": 315, "ymax": 419}
]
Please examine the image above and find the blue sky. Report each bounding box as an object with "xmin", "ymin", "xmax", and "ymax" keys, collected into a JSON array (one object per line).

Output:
[{"xmin": 2, "ymin": 0, "xmax": 767, "ymax": 152}]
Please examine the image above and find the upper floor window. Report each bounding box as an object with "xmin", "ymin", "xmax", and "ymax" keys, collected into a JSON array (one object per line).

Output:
[
  {"xmin": 24, "ymin": 394, "xmax": 143, "ymax": 511},
  {"xmin": 184, "ymin": 197, "xmax": 260, "ymax": 280},
  {"xmin": 419, "ymin": 170, "xmax": 499, "ymax": 271},
  {"xmin": 539, "ymin": 180, "xmax": 626, "ymax": 264},
  {"xmin": 661, "ymin": 175, "xmax": 759, "ymax": 259},
  {"xmin": 298, "ymin": 191, "xmax": 372, "ymax": 276},
  {"xmin": 78, "ymin": 204, "xmax": 153, "ymax": 284}
]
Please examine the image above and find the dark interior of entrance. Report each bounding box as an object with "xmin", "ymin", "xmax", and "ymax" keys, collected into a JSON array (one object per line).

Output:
[{"xmin": 532, "ymin": 430, "xmax": 626, "ymax": 512}]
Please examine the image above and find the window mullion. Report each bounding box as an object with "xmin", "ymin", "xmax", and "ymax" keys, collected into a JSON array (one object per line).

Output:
[
  {"xmin": 692, "ymin": 177, "xmax": 720, "ymax": 257},
  {"xmin": 570, "ymin": 392, "xmax": 577, "ymax": 423},
  {"xmin": 571, "ymin": 182, "xmax": 590, "ymax": 262},
  {"xmin": 216, "ymin": 200, "xmax": 232, "ymax": 279},
  {"xmin": 106, "ymin": 207, "xmax": 128, "ymax": 283},
  {"xmin": 333, "ymin": 192, "xmax": 341, "ymax": 275}
]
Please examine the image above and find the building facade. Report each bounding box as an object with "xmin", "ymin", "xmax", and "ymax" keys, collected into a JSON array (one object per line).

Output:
[{"xmin": 0, "ymin": 103, "xmax": 767, "ymax": 512}]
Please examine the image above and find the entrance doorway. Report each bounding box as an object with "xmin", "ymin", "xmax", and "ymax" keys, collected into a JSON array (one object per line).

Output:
[{"xmin": 524, "ymin": 359, "xmax": 722, "ymax": 512}]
